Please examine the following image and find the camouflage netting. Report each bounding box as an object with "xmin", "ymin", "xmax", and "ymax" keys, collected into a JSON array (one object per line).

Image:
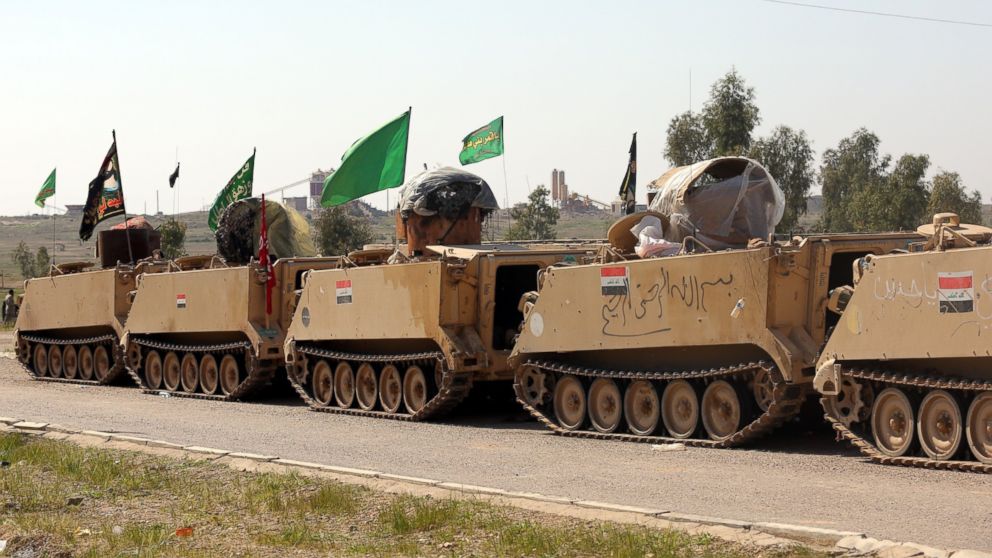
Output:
[
  {"xmin": 398, "ymin": 167, "xmax": 499, "ymax": 220},
  {"xmin": 647, "ymin": 157, "xmax": 784, "ymax": 249},
  {"xmin": 215, "ymin": 198, "xmax": 316, "ymax": 264}
]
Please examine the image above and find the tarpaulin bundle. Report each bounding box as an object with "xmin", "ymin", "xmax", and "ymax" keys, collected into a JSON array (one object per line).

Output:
[
  {"xmin": 397, "ymin": 167, "xmax": 499, "ymax": 221},
  {"xmin": 647, "ymin": 157, "xmax": 784, "ymax": 249},
  {"xmin": 215, "ymin": 197, "xmax": 316, "ymax": 264}
]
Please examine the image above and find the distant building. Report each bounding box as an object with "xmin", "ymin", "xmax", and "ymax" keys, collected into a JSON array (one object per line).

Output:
[
  {"xmin": 284, "ymin": 196, "xmax": 309, "ymax": 213},
  {"xmin": 309, "ymin": 169, "xmax": 332, "ymax": 210},
  {"xmin": 64, "ymin": 204, "xmax": 85, "ymax": 215}
]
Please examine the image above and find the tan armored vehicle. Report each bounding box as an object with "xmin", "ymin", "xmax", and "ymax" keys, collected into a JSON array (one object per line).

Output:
[
  {"xmin": 509, "ymin": 157, "xmax": 920, "ymax": 447},
  {"xmin": 123, "ymin": 255, "xmax": 343, "ymax": 399},
  {"xmin": 123, "ymin": 199, "xmax": 342, "ymax": 400},
  {"xmin": 284, "ymin": 168, "xmax": 598, "ymax": 420},
  {"xmin": 14, "ymin": 228, "xmax": 163, "ymax": 385},
  {"xmin": 816, "ymin": 213, "xmax": 992, "ymax": 472}
]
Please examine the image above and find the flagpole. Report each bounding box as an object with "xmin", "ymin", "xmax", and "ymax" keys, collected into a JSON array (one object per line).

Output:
[
  {"xmin": 52, "ymin": 170, "xmax": 56, "ymax": 270},
  {"xmin": 114, "ymin": 130, "xmax": 134, "ymax": 264}
]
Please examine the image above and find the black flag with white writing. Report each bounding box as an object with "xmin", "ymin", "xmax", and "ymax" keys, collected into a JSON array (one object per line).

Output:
[
  {"xmin": 169, "ymin": 162, "xmax": 180, "ymax": 188},
  {"xmin": 618, "ymin": 132, "xmax": 637, "ymax": 215}
]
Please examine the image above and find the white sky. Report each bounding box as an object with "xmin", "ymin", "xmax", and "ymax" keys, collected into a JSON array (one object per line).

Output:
[{"xmin": 1, "ymin": 0, "xmax": 990, "ymax": 216}]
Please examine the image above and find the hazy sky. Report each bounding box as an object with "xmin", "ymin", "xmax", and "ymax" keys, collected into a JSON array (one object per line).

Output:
[{"xmin": 2, "ymin": 0, "xmax": 990, "ymax": 217}]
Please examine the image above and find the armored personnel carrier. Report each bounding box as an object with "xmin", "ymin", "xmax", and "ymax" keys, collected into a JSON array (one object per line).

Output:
[
  {"xmin": 284, "ymin": 168, "xmax": 598, "ymax": 420},
  {"xmin": 816, "ymin": 213, "xmax": 992, "ymax": 472},
  {"xmin": 14, "ymin": 228, "xmax": 163, "ymax": 385},
  {"xmin": 509, "ymin": 157, "xmax": 920, "ymax": 448},
  {"xmin": 123, "ymin": 199, "xmax": 343, "ymax": 400}
]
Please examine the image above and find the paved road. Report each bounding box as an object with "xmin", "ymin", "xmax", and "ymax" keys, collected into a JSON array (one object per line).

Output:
[{"xmin": 1, "ymin": 357, "xmax": 989, "ymax": 551}]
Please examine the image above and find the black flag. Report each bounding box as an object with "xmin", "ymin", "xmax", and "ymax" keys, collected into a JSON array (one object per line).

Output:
[
  {"xmin": 80, "ymin": 134, "xmax": 126, "ymax": 241},
  {"xmin": 618, "ymin": 132, "xmax": 637, "ymax": 215},
  {"xmin": 169, "ymin": 162, "xmax": 180, "ymax": 188}
]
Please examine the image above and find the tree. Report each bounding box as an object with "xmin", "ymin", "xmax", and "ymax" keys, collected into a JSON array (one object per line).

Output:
[
  {"xmin": 11, "ymin": 241, "xmax": 35, "ymax": 279},
  {"xmin": 702, "ymin": 69, "xmax": 761, "ymax": 156},
  {"xmin": 159, "ymin": 219, "xmax": 188, "ymax": 260},
  {"xmin": 664, "ymin": 111, "xmax": 711, "ymax": 166},
  {"xmin": 506, "ymin": 186, "xmax": 559, "ymax": 240},
  {"xmin": 927, "ymin": 171, "xmax": 983, "ymax": 225},
  {"xmin": 312, "ymin": 205, "xmax": 375, "ymax": 255},
  {"xmin": 819, "ymin": 128, "xmax": 890, "ymax": 232},
  {"xmin": 749, "ymin": 126, "xmax": 816, "ymax": 231},
  {"xmin": 34, "ymin": 246, "xmax": 50, "ymax": 276},
  {"xmin": 883, "ymin": 154, "xmax": 930, "ymax": 231}
]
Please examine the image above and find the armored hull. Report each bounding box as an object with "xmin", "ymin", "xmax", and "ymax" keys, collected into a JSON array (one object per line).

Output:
[
  {"xmin": 816, "ymin": 216, "xmax": 992, "ymax": 471},
  {"xmin": 124, "ymin": 257, "xmax": 342, "ymax": 400},
  {"xmin": 14, "ymin": 264, "xmax": 149, "ymax": 386},
  {"xmin": 510, "ymin": 233, "xmax": 918, "ymax": 448},
  {"xmin": 284, "ymin": 245, "xmax": 598, "ymax": 421}
]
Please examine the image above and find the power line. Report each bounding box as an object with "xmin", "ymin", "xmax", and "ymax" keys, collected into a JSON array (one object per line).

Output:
[{"xmin": 760, "ymin": 0, "xmax": 992, "ymax": 28}]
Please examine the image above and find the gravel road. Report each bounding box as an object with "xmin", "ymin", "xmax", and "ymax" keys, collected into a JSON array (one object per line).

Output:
[{"xmin": 1, "ymin": 357, "xmax": 989, "ymax": 551}]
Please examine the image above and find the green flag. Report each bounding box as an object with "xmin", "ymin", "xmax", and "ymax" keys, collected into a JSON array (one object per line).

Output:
[
  {"xmin": 322, "ymin": 110, "xmax": 411, "ymax": 207},
  {"xmin": 208, "ymin": 150, "xmax": 255, "ymax": 231},
  {"xmin": 459, "ymin": 116, "xmax": 503, "ymax": 165},
  {"xmin": 34, "ymin": 168, "xmax": 56, "ymax": 208}
]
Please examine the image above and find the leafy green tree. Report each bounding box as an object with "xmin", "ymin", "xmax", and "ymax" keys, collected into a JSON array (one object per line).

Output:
[
  {"xmin": 506, "ymin": 186, "xmax": 559, "ymax": 240},
  {"xmin": 664, "ymin": 111, "xmax": 711, "ymax": 166},
  {"xmin": 702, "ymin": 69, "xmax": 761, "ymax": 156},
  {"xmin": 749, "ymin": 126, "xmax": 815, "ymax": 231},
  {"xmin": 883, "ymin": 154, "xmax": 930, "ymax": 231},
  {"xmin": 313, "ymin": 205, "xmax": 375, "ymax": 255},
  {"xmin": 11, "ymin": 241, "xmax": 35, "ymax": 279},
  {"xmin": 159, "ymin": 219, "xmax": 188, "ymax": 260},
  {"xmin": 34, "ymin": 246, "xmax": 50, "ymax": 276},
  {"xmin": 927, "ymin": 171, "xmax": 983, "ymax": 224},
  {"xmin": 819, "ymin": 128, "xmax": 890, "ymax": 232}
]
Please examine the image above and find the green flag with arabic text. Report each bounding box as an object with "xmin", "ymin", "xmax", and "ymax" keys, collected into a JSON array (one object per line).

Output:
[
  {"xmin": 35, "ymin": 168, "xmax": 56, "ymax": 208},
  {"xmin": 459, "ymin": 116, "xmax": 503, "ymax": 165},
  {"xmin": 208, "ymin": 150, "xmax": 255, "ymax": 231}
]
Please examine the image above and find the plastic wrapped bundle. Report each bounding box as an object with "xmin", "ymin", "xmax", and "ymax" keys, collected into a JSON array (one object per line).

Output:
[
  {"xmin": 215, "ymin": 197, "xmax": 317, "ymax": 264},
  {"xmin": 647, "ymin": 157, "xmax": 783, "ymax": 249},
  {"xmin": 398, "ymin": 167, "xmax": 499, "ymax": 219}
]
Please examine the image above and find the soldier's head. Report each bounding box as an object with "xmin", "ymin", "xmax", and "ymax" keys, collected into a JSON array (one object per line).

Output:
[{"xmin": 7, "ymin": 290, "xmax": 12, "ymax": 296}]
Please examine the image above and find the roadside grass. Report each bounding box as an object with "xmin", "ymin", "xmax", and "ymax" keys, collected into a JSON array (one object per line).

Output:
[{"xmin": 0, "ymin": 432, "xmax": 823, "ymax": 557}]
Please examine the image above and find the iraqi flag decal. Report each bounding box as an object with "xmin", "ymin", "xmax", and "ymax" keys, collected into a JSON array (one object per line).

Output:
[
  {"xmin": 937, "ymin": 271, "xmax": 974, "ymax": 313},
  {"xmin": 176, "ymin": 294, "xmax": 187, "ymax": 309},
  {"xmin": 601, "ymin": 266, "xmax": 629, "ymax": 296},
  {"xmin": 336, "ymin": 280, "xmax": 353, "ymax": 304}
]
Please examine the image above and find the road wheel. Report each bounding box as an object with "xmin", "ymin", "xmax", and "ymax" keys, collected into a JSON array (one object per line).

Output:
[
  {"xmin": 219, "ymin": 354, "xmax": 240, "ymax": 396},
  {"xmin": 78, "ymin": 345, "xmax": 94, "ymax": 381},
  {"xmin": 379, "ymin": 364, "xmax": 402, "ymax": 413},
  {"xmin": 311, "ymin": 360, "xmax": 334, "ymax": 406},
  {"xmin": 355, "ymin": 363, "xmax": 378, "ymax": 411},
  {"xmin": 163, "ymin": 352, "xmax": 181, "ymax": 391},
  {"xmin": 553, "ymin": 375, "xmax": 586, "ymax": 431},
  {"xmin": 661, "ymin": 380, "xmax": 698, "ymax": 439},
  {"xmin": 588, "ymin": 378, "xmax": 622, "ymax": 433},
  {"xmin": 702, "ymin": 380, "xmax": 743, "ymax": 442},
  {"xmin": 871, "ymin": 387, "xmax": 915, "ymax": 457},
  {"xmin": 63, "ymin": 345, "xmax": 78, "ymax": 380},
  {"xmin": 751, "ymin": 368, "xmax": 774, "ymax": 413},
  {"xmin": 334, "ymin": 362, "xmax": 355, "ymax": 408},
  {"xmin": 48, "ymin": 345, "xmax": 63, "ymax": 378},
  {"xmin": 624, "ymin": 380, "xmax": 659, "ymax": 436},
  {"xmin": 917, "ymin": 390, "xmax": 962, "ymax": 460},
  {"xmin": 144, "ymin": 350, "xmax": 163, "ymax": 390},
  {"xmin": 199, "ymin": 354, "xmax": 219, "ymax": 395},
  {"xmin": 403, "ymin": 365, "xmax": 428, "ymax": 414},
  {"xmin": 181, "ymin": 354, "xmax": 199, "ymax": 392},
  {"xmin": 32, "ymin": 343, "xmax": 48, "ymax": 377},
  {"xmin": 966, "ymin": 392, "xmax": 992, "ymax": 463},
  {"xmin": 93, "ymin": 345, "xmax": 111, "ymax": 382}
]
